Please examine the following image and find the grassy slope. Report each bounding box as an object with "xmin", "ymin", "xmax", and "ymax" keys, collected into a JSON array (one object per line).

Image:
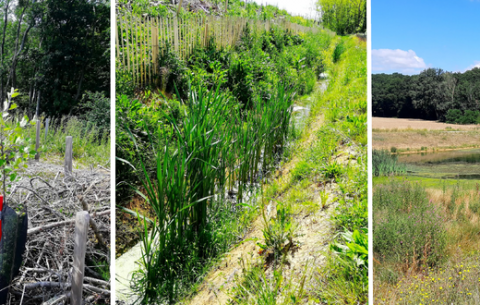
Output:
[{"xmin": 182, "ymin": 35, "xmax": 367, "ymax": 305}]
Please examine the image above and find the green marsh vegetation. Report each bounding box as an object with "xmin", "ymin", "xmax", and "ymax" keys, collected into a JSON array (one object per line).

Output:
[{"xmin": 372, "ymin": 149, "xmax": 407, "ymax": 177}]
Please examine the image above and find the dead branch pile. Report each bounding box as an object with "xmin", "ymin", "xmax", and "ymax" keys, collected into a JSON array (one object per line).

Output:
[{"xmin": 5, "ymin": 161, "xmax": 111, "ymax": 305}]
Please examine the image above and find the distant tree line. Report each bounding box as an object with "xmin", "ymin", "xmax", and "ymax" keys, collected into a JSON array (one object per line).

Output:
[
  {"xmin": 373, "ymin": 68, "xmax": 480, "ymax": 123},
  {"xmin": 0, "ymin": 0, "xmax": 109, "ymax": 118}
]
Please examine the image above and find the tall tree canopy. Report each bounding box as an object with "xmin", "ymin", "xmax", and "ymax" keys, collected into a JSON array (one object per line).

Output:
[
  {"xmin": 372, "ymin": 68, "xmax": 480, "ymax": 122},
  {"xmin": 317, "ymin": 0, "xmax": 366, "ymax": 35},
  {"xmin": 0, "ymin": 0, "xmax": 109, "ymax": 117}
]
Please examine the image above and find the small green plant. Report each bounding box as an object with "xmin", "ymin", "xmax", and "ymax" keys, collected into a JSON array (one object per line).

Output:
[
  {"xmin": 324, "ymin": 160, "xmax": 342, "ymax": 180},
  {"xmin": 258, "ymin": 201, "xmax": 296, "ymax": 265},
  {"xmin": 229, "ymin": 258, "xmax": 309, "ymax": 305},
  {"xmin": 0, "ymin": 89, "xmax": 36, "ymax": 197},
  {"xmin": 291, "ymin": 160, "xmax": 313, "ymax": 182},
  {"xmin": 319, "ymin": 189, "xmax": 329, "ymax": 209},
  {"xmin": 390, "ymin": 146, "xmax": 397, "ymax": 153}
]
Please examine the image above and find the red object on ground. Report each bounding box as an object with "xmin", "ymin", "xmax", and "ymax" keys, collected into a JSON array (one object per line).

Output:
[{"xmin": 0, "ymin": 195, "xmax": 3, "ymax": 241}]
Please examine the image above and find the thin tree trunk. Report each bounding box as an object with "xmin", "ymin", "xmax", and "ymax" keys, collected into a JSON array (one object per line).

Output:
[{"xmin": 0, "ymin": 0, "xmax": 11, "ymax": 103}]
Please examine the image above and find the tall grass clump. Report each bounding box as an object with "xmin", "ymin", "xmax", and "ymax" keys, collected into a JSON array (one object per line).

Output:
[
  {"xmin": 130, "ymin": 83, "xmax": 295, "ymax": 304},
  {"xmin": 373, "ymin": 149, "xmax": 407, "ymax": 176},
  {"xmin": 373, "ymin": 181, "xmax": 447, "ymax": 271}
]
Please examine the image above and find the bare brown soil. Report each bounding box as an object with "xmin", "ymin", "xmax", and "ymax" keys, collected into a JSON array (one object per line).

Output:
[{"xmin": 373, "ymin": 117, "xmax": 480, "ymax": 131}]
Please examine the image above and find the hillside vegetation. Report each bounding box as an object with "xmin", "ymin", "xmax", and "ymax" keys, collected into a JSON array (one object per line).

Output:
[{"xmin": 117, "ymin": 0, "xmax": 316, "ymax": 26}]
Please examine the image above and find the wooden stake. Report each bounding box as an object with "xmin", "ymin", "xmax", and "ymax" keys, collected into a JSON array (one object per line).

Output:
[
  {"xmin": 173, "ymin": 16, "xmax": 179, "ymax": 54},
  {"xmin": 70, "ymin": 211, "xmax": 90, "ymax": 305},
  {"xmin": 35, "ymin": 121, "xmax": 40, "ymax": 161},
  {"xmin": 64, "ymin": 136, "xmax": 73, "ymax": 177},
  {"xmin": 44, "ymin": 118, "xmax": 50, "ymax": 142},
  {"xmin": 177, "ymin": 0, "xmax": 183, "ymax": 14}
]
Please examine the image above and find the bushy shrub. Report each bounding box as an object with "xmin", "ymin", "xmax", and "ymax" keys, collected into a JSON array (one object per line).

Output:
[
  {"xmin": 445, "ymin": 109, "xmax": 480, "ymax": 124},
  {"xmin": 77, "ymin": 91, "xmax": 110, "ymax": 133},
  {"xmin": 332, "ymin": 41, "xmax": 345, "ymax": 63}
]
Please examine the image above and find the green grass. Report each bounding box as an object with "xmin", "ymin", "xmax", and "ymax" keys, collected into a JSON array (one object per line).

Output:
[
  {"xmin": 4, "ymin": 112, "xmax": 110, "ymax": 168},
  {"xmin": 373, "ymin": 180, "xmax": 447, "ymax": 269},
  {"xmin": 228, "ymin": 258, "xmax": 310, "ymax": 305},
  {"xmin": 22, "ymin": 114, "xmax": 110, "ymax": 167}
]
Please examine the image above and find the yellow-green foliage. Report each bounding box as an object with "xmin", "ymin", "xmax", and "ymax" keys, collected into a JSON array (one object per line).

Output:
[
  {"xmin": 315, "ymin": 36, "xmax": 367, "ymax": 145},
  {"xmin": 318, "ymin": 0, "xmax": 367, "ymax": 35}
]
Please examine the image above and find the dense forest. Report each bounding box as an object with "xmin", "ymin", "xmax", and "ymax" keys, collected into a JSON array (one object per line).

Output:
[
  {"xmin": 372, "ymin": 67, "xmax": 480, "ymax": 123},
  {"xmin": 0, "ymin": 0, "xmax": 109, "ymax": 120}
]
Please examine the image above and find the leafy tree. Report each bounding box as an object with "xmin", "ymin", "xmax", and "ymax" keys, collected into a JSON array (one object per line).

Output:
[{"xmin": 0, "ymin": 0, "xmax": 110, "ymax": 118}]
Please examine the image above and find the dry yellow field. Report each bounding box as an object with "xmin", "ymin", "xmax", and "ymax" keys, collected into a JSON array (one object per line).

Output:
[{"xmin": 373, "ymin": 117, "xmax": 480, "ymax": 150}]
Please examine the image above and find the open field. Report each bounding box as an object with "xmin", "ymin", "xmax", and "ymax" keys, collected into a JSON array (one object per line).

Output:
[
  {"xmin": 373, "ymin": 130, "xmax": 480, "ymax": 151},
  {"xmin": 373, "ymin": 117, "xmax": 480, "ymax": 131}
]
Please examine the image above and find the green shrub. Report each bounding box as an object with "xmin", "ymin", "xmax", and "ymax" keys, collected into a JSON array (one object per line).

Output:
[
  {"xmin": 445, "ymin": 109, "xmax": 480, "ymax": 124},
  {"xmin": 332, "ymin": 41, "xmax": 345, "ymax": 63}
]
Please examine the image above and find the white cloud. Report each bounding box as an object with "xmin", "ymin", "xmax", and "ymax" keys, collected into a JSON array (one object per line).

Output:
[
  {"xmin": 464, "ymin": 61, "xmax": 480, "ymax": 72},
  {"xmin": 372, "ymin": 49, "xmax": 427, "ymax": 74}
]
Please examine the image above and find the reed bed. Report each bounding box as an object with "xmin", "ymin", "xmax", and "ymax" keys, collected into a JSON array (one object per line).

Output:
[
  {"xmin": 130, "ymin": 83, "xmax": 294, "ymax": 303},
  {"xmin": 373, "ymin": 149, "xmax": 407, "ymax": 176}
]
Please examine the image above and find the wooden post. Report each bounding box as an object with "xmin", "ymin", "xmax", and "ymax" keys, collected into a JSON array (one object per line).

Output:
[
  {"xmin": 70, "ymin": 211, "xmax": 90, "ymax": 305},
  {"xmin": 173, "ymin": 16, "xmax": 179, "ymax": 54},
  {"xmin": 44, "ymin": 118, "xmax": 50, "ymax": 142},
  {"xmin": 35, "ymin": 120, "xmax": 40, "ymax": 161},
  {"xmin": 177, "ymin": 0, "xmax": 183, "ymax": 14},
  {"xmin": 65, "ymin": 136, "xmax": 73, "ymax": 177}
]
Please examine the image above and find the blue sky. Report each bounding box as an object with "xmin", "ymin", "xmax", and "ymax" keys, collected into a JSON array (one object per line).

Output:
[{"xmin": 372, "ymin": 0, "xmax": 480, "ymax": 74}]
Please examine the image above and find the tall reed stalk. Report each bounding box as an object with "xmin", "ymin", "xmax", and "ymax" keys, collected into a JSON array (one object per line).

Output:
[{"xmin": 132, "ymin": 83, "xmax": 294, "ymax": 303}]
